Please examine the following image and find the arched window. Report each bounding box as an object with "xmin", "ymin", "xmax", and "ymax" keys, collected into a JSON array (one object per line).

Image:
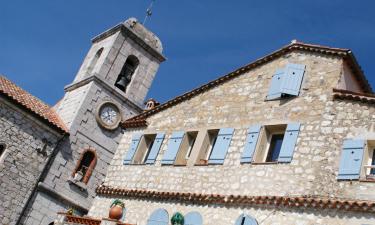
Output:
[
  {"xmin": 72, "ymin": 149, "xmax": 97, "ymax": 184},
  {"xmin": 146, "ymin": 208, "xmax": 169, "ymax": 225},
  {"xmin": 87, "ymin": 47, "xmax": 103, "ymax": 76},
  {"xmin": 185, "ymin": 211, "xmax": 203, "ymax": 225},
  {"xmin": 115, "ymin": 55, "xmax": 139, "ymax": 92},
  {"xmin": 235, "ymin": 214, "xmax": 258, "ymax": 225}
]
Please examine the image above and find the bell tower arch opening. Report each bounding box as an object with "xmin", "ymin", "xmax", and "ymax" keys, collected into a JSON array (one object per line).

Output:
[{"xmin": 115, "ymin": 55, "xmax": 139, "ymax": 93}]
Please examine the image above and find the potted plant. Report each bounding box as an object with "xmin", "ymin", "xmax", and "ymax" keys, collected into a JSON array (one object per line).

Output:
[
  {"xmin": 171, "ymin": 212, "xmax": 184, "ymax": 225},
  {"xmin": 109, "ymin": 199, "xmax": 125, "ymax": 220}
]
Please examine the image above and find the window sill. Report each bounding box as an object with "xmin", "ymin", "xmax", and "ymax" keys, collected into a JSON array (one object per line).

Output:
[
  {"xmin": 359, "ymin": 176, "xmax": 375, "ymax": 183},
  {"xmin": 68, "ymin": 178, "xmax": 87, "ymax": 191},
  {"xmin": 250, "ymin": 162, "xmax": 279, "ymax": 165}
]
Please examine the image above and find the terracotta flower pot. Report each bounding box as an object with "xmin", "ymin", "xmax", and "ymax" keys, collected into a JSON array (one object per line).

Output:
[{"xmin": 109, "ymin": 205, "xmax": 123, "ymax": 220}]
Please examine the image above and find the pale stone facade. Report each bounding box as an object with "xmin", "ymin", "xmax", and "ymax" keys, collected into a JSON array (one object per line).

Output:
[{"xmin": 88, "ymin": 47, "xmax": 375, "ymax": 225}]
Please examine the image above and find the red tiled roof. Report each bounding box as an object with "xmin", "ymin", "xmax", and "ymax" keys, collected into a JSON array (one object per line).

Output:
[
  {"xmin": 96, "ymin": 185, "xmax": 375, "ymax": 213},
  {"xmin": 333, "ymin": 88, "xmax": 375, "ymax": 104},
  {"xmin": 121, "ymin": 41, "xmax": 373, "ymax": 128},
  {"xmin": 0, "ymin": 76, "xmax": 68, "ymax": 134}
]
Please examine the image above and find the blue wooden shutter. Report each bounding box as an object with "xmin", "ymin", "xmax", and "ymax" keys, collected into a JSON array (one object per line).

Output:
[
  {"xmin": 235, "ymin": 215, "xmax": 258, "ymax": 225},
  {"xmin": 161, "ymin": 131, "xmax": 185, "ymax": 165},
  {"xmin": 337, "ymin": 139, "xmax": 365, "ymax": 180},
  {"xmin": 278, "ymin": 123, "xmax": 301, "ymax": 163},
  {"xmin": 147, "ymin": 209, "xmax": 169, "ymax": 225},
  {"xmin": 123, "ymin": 133, "xmax": 142, "ymax": 165},
  {"xmin": 266, "ymin": 68, "xmax": 284, "ymax": 100},
  {"xmin": 281, "ymin": 63, "xmax": 306, "ymax": 96},
  {"xmin": 241, "ymin": 125, "xmax": 262, "ymax": 163},
  {"xmin": 185, "ymin": 212, "xmax": 203, "ymax": 225},
  {"xmin": 145, "ymin": 133, "xmax": 165, "ymax": 164},
  {"xmin": 208, "ymin": 128, "xmax": 235, "ymax": 164}
]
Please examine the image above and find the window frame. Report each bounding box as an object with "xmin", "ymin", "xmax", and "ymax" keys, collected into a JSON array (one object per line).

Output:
[
  {"xmin": 72, "ymin": 148, "xmax": 97, "ymax": 184},
  {"xmin": 0, "ymin": 143, "xmax": 6, "ymax": 163},
  {"xmin": 195, "ymin": 129, "xmax": 220, "ymax": 165},
  {"xmin": 174, "ymin": 131, "xmax": 198, "ymax": 166},
  {"xmin": 253, "ymin": 124, "xmax": 287, "ymax": 164},
  {"xmin": 132, "ymin": 134, "xmax": 157, "ymax": 164},
  {"xmin": 361, "ymin": 140, "xmax": 375, "ymax": 180}
]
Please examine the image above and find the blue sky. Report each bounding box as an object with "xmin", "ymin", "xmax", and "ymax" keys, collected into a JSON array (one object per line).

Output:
[{"xmin": 1, "ymin": 0, "xmax": 374, "ymax": 105}]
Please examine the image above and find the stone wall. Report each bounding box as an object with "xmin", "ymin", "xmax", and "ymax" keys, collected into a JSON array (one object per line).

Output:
[
  {"xmin": 89, "ymin": 196, "xmax": 375, "ymax": 225},
  {"xmin": 0, "ymin": 97, "xmax": 62, "ymax": 225},
  {"xmin": 88, "ymin": 51, "xmax": 375, "ymax": 224}
]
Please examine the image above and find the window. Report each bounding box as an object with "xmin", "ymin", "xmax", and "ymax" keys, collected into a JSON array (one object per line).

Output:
[
  {"xmin": 87, "ymin": 47, "xmax": 103, "ymax": 75},
  {"xmin": 253, "ymin": 124, "xmax": 287, "ymax": 163},
  {"xmin": 362, "ymin": 141, "xmax": 375, "ymax": 180},
  {"xmin": 266, "ymin": 63, "xmax": 306, "ymax": 100},
  {"xmin": 235, "ymin": 214, "xmax": 258, "ymax": 225},
  {"xmin": 72, "ymin": 149, "xmax": 97, "ymax": 184},
  {"xmin": 132, "ymin": 134, "xmax": 156, "ymax": 164},
  {"xmin": 0, "ymin": 144, "xmax": 5, "ymax": 158},
  {"xmin": 184, "ymin": 211, "xmax": 203, "ymax": 225},
  {"xmin": 115, "ymin": 55, "xmax": 139, "ymax": 92},
  {"xmin": 241, "ymin": 123, "xmax": 300, "ymax": 164},
  {"xmin": 174, "ymin": 131, "xmax": 198, "ymax": 165},
  {"xmin": 147, "ymin": 209, "xmax": 169, "ymax": 225},
  {"xmin": 195, "ymin": 129, "xmax": 219, "ymax": 165}
]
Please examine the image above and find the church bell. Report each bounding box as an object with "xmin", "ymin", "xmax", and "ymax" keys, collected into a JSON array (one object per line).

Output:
[{"xmin": 115, "ymin": 76, "xmax": 127, "ymax": 91}]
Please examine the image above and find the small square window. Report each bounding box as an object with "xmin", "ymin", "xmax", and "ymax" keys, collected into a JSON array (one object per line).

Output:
[
  {"xmin": 132, "ymin": 134, "xmax": 156, "ymax": 164},
  {"xmin": 195, "ymin": 129, "xmax": 219, "ymax": 165},
  {"xmin": 253, "ymin": 124, "xmax": 287, "ymax": 163},
  {"xmin": 174, "ymin": 131, "xmax": 198, "ymax": 165}
]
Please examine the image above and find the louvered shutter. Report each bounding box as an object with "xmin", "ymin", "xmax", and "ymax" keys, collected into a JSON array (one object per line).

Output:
[
  {"xmin": 337, "ymin": 139, "xmax": 366, "ymax": 180},
  {"xmin": 161, "ymin": 131, "xmax": 185, "ymax": 165},
  {"xmin": 281, "ymin": 63, "xmax": 306, "ymax": 96},
  {"xmin": 208, "ymin": 128, "xmax": 235, "ymax": 164},
  {"xmin": 266, "ymin": 68, "xmax": 284, "ymax": 100},
  {"xmin": 235, "ymin": 215, "xmax": 258, "ymax": 225},
  {"xmin": 123, "ymin": 133, "xmax": 142, "ymax": 165},
  {"xmin": 241, "ymin": 125, "xmax": 262, "ymax": 163},
  {"xmin": 185, "ymin": 212, "xmax": 203, "ymax": 225},
  {"xmin": 278, "ymin": 123, "xmax": 301, "ymax": 163},
  {"xmin": 147, "ymin": 209, "xmax": 169, "ymax": 225},
  {"xmin": 145, "ymin": 133, "xmax": 165, "ymax": 164}
]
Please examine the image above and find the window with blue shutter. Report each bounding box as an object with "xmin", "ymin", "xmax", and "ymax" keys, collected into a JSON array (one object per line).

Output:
[
  {"xmin": 161, "ymin": 131, "xmax": 185, "ymax": 165},
  {"xmin": 208, "ymin": 128, "xmax": 235, "ymax": 164},
  {"xmin": 278, "ymin": 123, "xmax": 301, "ymax": 163},
  {"xmin": 338, "ymin": 139, "xmax": 366, "ymax": 180},
  {"xmin": 266, "ymin": 63, "xmax": 305, "ymax": 100},
  {"xmin": 147, "ymin": 208, "xmax": 169, "ymax": 225},
  {"xmin": 145, "ymin": 133, "xmax": 165, "ymax": 164},
  {"xmin": 234, "ymin": 214, "xmax": 258, "ymax": 225},
  {"xmin": 281, "ymin": 63, "xmax": 306, "ymax": 96},
  {"xmin": 123, "ymin": 133, "xmax": 142, "ymax": 165},
  {"xmin": 185, "ymin": 212, "xmax": 203, "ymax": 225},
  {"xmin": 266, "ymin": 69, "xmax": 284, "ymax": 100},
  {"xmin": 241, "ymin": 125, "xmax": 262, "ymax": 163}
]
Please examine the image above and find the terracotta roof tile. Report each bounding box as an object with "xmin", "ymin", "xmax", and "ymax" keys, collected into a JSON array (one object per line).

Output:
[
  {"xmin": 121, "ymin": 41, "xmax": 373, "ymax": 128},
  {"xmin": 333, "ymin": 88, "xmax": 375, "ymax": 104},
  {"xmin": 0, "ymin": 76, "xmax": 68, "ymax": 134},
  {"xmin": 96, "ymin": 185, "xmax": 375, "ymax": 213}
]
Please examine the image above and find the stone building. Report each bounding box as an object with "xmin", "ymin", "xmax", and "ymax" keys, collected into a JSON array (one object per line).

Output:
[
  {"xmin": 80, "ymin": 41, "xmax": 375, "ymax": 225},
  {"xmin": 0, "ymin": 17, "xmax": 164, "ymax": 225}
]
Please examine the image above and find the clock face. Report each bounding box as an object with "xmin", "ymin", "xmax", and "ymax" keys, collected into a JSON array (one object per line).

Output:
[
  {"xmin": 96, "ymin": 102, "xmax": 122, "ymax": 130},
  {"xmin": 100, "ymin": 106, "xmax": 118, "ymax": 126}
]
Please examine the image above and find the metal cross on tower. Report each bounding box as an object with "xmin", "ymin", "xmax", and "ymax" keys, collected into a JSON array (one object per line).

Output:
[{"xmin": 143, "ymin": 0, "xmax": 155, "ymax": 25}]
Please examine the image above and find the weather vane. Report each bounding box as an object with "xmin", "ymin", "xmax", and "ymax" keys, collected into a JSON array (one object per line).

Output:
[{"xmin": 143, "ymin": 0, "xmax": 156, "ymax": 25}]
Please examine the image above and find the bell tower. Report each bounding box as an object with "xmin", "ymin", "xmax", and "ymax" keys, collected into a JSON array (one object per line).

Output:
[{"xmin": 21, "ymin": 18, "xmax": 165, "ymax": 224}]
